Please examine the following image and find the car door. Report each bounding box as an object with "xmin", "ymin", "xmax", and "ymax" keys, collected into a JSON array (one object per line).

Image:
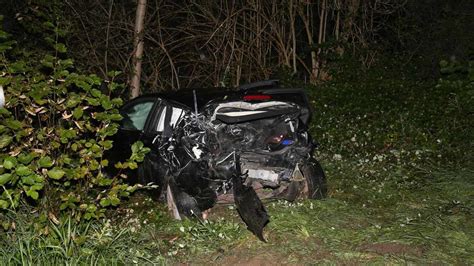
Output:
[
  {"xmin": 135, "ymin": 100, "xmax": 188, "ymax": 186},
  {"xmin": 108, "ymin": 97, "xmax": 159, "ymax": 165}
]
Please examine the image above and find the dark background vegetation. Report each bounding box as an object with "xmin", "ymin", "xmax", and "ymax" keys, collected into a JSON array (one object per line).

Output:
[
  {"xmin": 0, "ymin": 0, "xmax": 473, "ymax": 264},
  {"xmin": 2, "ymin": 0, "xmax": 472, "ymax": 89}
]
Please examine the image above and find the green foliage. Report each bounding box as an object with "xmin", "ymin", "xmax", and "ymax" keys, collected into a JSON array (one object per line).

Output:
[
  {"xmin": 114, "ymin": 141, "xmax": 151, "ymax": 170},
  {"xmin": 0, "ymin": 15, "xmax": 147, "ymax": 221}
]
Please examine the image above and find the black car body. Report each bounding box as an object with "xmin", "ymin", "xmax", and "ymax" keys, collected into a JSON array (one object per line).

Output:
[{"xmin": 108, "ymin": 80, "xmax": 326, "ymax": 240}]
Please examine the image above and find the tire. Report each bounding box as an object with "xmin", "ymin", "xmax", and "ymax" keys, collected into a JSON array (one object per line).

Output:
[
  {"xmin": 280, "ymin": 159, "xmax": 327, "ymax": 201},
  {"xmin": 300, "ymin": 159, "xmax": 327, "ymax": 199}
]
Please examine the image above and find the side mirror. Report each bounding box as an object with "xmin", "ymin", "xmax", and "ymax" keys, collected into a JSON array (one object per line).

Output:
[{"xmin": 0, "ymin": 86, "xmax": 4, "ymax": 108}]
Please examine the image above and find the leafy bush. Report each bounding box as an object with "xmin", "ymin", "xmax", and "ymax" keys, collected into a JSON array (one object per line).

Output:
[{"xmin": 0, "ymin": 15, "xmax": 148, "ymax": 222}]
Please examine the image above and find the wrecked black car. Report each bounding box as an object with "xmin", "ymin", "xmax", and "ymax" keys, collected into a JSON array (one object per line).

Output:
[{"xmin": 107, "ymin": 80, "xmax": 327, "ymax": 241}]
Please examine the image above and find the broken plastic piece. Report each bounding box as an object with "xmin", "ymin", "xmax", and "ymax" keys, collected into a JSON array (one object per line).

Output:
[{"xmin": 232, "ymin": 153, "xmax": 269, "ymax": 242}]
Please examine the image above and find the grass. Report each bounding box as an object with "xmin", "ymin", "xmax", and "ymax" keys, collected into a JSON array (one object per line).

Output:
[
  {"xmin": 1, "ymin": 58, "xmax": 473, "ymax": 264},
  {"xmin": 0, "ymin": 209, "xmax": 167, "ymax": 264}
]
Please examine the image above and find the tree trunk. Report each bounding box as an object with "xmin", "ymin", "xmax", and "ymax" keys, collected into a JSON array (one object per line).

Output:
[
  {"xmin": 289, "ymin": 0, "xmax": 297, "ymax": 74},
  {"xmin": 335, "ymin": 1, "xmax": 340, "ymax": 41},
  {"xmin": 0, "ymin": 86, "xmax": 4, "ymax": 108},
  {"xmin": 130, "ymin": 0, "xmax": 147, "ymax": 99},
  {"xmin": 298, "ymin": 2, "xmax": 317, "ymax": 84}
]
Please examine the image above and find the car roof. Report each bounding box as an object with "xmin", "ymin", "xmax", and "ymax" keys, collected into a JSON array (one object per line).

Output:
[
  {"xmin": 140, "ymin": 87, "xmax": 234, "ymax": 109},
  {"xmin": 133, "ymin": 80, "xmax": 310, "ymax": 111}
]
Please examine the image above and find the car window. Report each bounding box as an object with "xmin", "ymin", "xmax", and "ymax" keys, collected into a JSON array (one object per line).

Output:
[
  {"xmin": 121, "ymin": 101, "xmax": 155, "ymax": 130},
  {"xmin": 156, "ymin": 106, "xmax": 185, "ymax": 132}
]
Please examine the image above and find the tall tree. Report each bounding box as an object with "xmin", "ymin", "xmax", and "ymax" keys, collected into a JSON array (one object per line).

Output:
[{"xmin": 130, "ymin": 0, "xmax": 147, "ymax": 98}]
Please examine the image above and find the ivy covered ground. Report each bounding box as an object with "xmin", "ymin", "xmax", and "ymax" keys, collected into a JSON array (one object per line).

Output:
[{"xmin": 1, "ymin": 59, "xmax": 473, "ymax": 264}]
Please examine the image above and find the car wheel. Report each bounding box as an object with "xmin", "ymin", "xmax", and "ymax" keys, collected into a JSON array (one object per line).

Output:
[
  {"xmin": 166, "ymin": 177, "xmax": 204, "ymax": 219},
  {"xmin": 280, "ymin": 159, "xmax": 327, "ymax": 201},
  {"xmin": 300, "ymin": 159, "xmax": 327, "ymax": 199}
]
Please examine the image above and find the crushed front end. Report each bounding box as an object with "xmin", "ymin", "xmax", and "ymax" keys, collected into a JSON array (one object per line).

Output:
[{"xmin": 154, "ymin": 89, "xmax": 325, "ymax": 241}]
